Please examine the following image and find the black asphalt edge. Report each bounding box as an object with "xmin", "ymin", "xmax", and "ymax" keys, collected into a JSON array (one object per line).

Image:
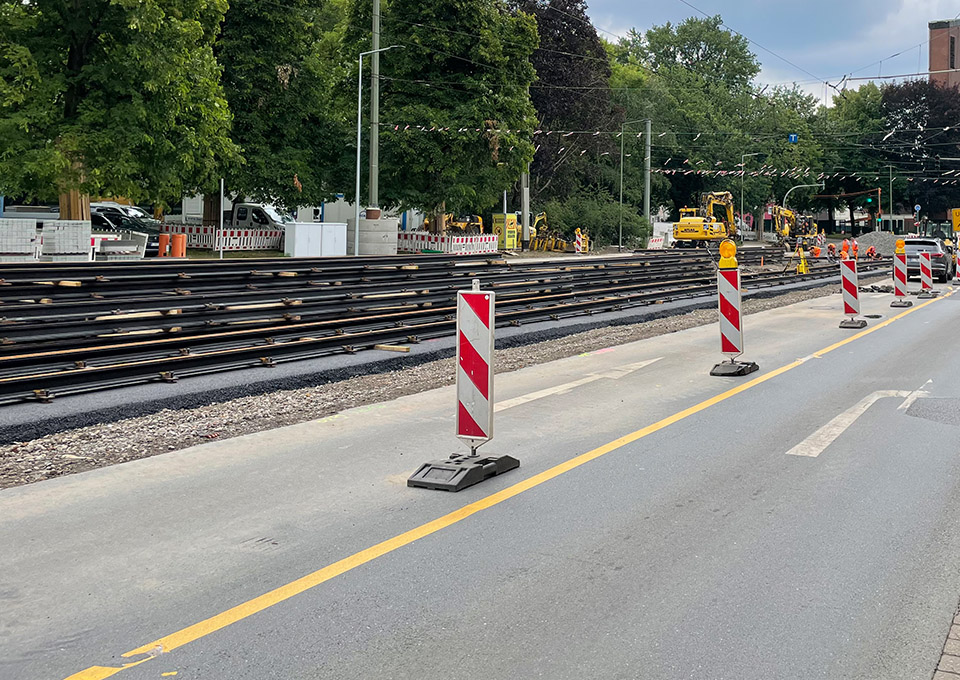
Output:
[{"xmin": 0, "ymin": 272, "xmax": 874, "ymax": 444}]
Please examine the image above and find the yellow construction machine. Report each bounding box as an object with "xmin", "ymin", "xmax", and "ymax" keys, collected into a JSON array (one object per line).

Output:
[
  {"xmin": 672, "ymin": 191, "xmax": 737, "ymax": 248},
  {"xmin": 771, "ymin": 206, "xmax": 818, "ymax": 247},
  {"xmin": 422, "ymin": 213, "xmax": 484, "ymax": 234},
  {"xmin": 492, "ymin": 212, "xmax": 544, "ymax": 250}
]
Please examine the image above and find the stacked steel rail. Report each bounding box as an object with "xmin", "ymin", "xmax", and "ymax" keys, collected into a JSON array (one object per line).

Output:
[{"xmin": 0, "ymin": 250, "xmax": 887, "ymax": 404}]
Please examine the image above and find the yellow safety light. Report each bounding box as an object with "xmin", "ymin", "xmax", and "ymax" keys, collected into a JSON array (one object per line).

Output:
[
  {"xmin": 718, "ymin": 239, "xmax": 738, "ymax": 269},
  {"xmin": 895, "ymin": 239, "xmax": 905, "ymax": 255}
]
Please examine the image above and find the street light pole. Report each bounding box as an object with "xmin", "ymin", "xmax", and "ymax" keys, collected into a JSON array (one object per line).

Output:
[
  {"xmin": 619, "ymin": 117, "xmax": 651, "ymax": 252},
  {"xmin": 218, "ymin": 177, "xmax": 224, "ymax": 260},
  {"xmin": 644, "ymin": 118, "xmax": 651, "ymax": 226},
  {"xmin": 354, "ymin": 45, "xmax": 399, "ymax": 256},
  {"xmin": 740, "ymin": 152, "xmax": 761, "ymax": 238},
  {"xmin": 618, "ymin": 130, "xmax": 624, "ymax": 252},
  {"xmin": 783, "ymin": 183, "xmax": 825, "ymax": 210},
  {"xmin": 369, "ymin": 0, "xmax": 381, "ymax": 208}
]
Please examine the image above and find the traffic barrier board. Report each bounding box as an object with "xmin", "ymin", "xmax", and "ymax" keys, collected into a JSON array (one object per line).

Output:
[
  {"xmin": 710, "ymin": 240, "xmax": 758, "ymax": 377},
  {"xmin": 408, "ymin": 280, "xmax": 519, "ymax": 491},
  {"xmin": 840, "ymin": 260, "xmax": 867, "ymax": 328}
]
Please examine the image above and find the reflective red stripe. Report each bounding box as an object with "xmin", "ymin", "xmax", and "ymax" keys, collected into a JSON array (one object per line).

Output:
[
  {"xmin": 721, "ymin": 334, "xmax": 739, "ymax": 354},
  {"xmin": 457, "ymin": 402, "xmax": 486, "ymax": 438},
  {"xmin": 842, "ymin": 276, "xmax": 858, "ymax": 297},
  {"xmin": 458, "ymin": 330, "xmax": 490, "ymax": 399},
  {"xmin": 460, "ymin": 293, "xmax": 491, "ymax": 328}
]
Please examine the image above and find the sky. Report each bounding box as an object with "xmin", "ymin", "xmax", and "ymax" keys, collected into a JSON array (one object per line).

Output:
[{"xmin": 586, "ymin": 0, "xmax": 960, "ymax": 103}]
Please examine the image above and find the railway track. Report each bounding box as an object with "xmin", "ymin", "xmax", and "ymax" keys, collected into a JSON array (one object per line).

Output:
[{"xmin": 0, "ymin": 249, "xmax": 887, "ymax": 405}]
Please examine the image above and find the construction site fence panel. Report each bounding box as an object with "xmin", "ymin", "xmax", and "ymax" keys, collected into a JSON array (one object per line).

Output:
[
  {"xmin": 397, "ymin": 231, "xmax": 499, "ymax": 255},
  {"xmin": 160, "ymin": 224, "xmax": 284, "ymax": 251}
]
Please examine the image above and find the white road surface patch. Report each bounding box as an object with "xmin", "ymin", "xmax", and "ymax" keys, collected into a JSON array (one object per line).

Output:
[
  {"xmin": 786, "ymin": 390, "xmax": 911, "ymax": 458},
  {"xmin": 495, "ymin": 358, "xmax": 662, "ymax": 412}
]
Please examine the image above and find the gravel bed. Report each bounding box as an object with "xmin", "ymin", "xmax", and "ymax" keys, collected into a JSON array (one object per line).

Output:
[
  {"xmin": 856, "ymin": 230, "xmax": 901, "ymax": 256},
  {"xmin": 0, "ymin": 275, "xmax": 887, "ymax": 490}
]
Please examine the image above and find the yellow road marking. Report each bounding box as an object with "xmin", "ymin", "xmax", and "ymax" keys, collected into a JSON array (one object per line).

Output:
[{"xmin": 66, "ymin": 291, "xmax": 951, "ymax": 679}]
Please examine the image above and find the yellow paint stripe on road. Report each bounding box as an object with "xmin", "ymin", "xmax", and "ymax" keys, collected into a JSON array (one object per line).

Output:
[
  {"xmin": 64, "ymin": 659, "xmax": 148, "ymax": 680},
  {"xmin": 67, "ymin": 291, "xmax": 952, "ymax": 679}
]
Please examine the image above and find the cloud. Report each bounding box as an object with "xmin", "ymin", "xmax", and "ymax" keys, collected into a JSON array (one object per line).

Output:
[{"xmin": 585, "ymin": 0, "xmax": 957, "ymax": 90}]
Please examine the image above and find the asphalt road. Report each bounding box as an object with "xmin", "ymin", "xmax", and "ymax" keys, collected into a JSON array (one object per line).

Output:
[{"xmin": 2, "ymin": 283, "xmax": 960, "ymax": 679}]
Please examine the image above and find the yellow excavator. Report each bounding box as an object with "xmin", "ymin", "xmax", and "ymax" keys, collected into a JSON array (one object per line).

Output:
[
  {"xmin": 772, "ymin": 206, "xmax": 818, "ymax": 247},
  {"xmin": 672, "ymin": 191, "xmax": 737, "ymax": 248}
]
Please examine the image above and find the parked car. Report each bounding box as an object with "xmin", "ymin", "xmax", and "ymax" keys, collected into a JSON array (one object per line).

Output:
[
  {"xmin": 91, "ymin": 203, "xmax": 161, "ymax": 227},
  {"xmin": 904, "ymin": 237, "xmax": 955, "ymax": 282},
  {"xmin": 91, "ymin": 212, "xmax": 161, "ymax": 257}
]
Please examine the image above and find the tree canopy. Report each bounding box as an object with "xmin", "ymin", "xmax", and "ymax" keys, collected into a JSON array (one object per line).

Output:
[
  {"xmin": 370, "ymin": 0, "xmax": 538, "ymax": 215},
  {"xmin": 216, "ymin": 0, "xmax": 342, "ymax": 209},
  {"xmin": 3, "ymin": 2, "xmax": 960, "ymax": 241},
  {"xmin": 0, "ymin": 0, "xmax": 236, "ymax": 206}
]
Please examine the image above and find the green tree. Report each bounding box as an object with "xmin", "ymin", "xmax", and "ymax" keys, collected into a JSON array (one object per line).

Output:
[
  {"xmin": 614, "ymin": 16, "xmax": 760, "ymax": 217},
  {"xmin": 821, "ymin": 83, "xmax": 883, "ymax": 231},
  {"xmin": 511, "ymin": 0, "xmax": 620, "ymax": 201},
  {"xmin": 370, "ymin": 0, "xmax": 538, "ymax": 219},
  {"xmin": 613, "ymin": 16, "xmax": 823, "ymax": 230},
  {"xmin": 626, "ymin": 15, "xmax": 758, "ymax": 90},
  {"xmin": 543, "ymin": 190, "xmax": 648, "ymax": 247},
  {"xmin": 881, "ymin": 79, "xmax": 960, "ymax": 219},
  {"xmin": 606, "ymin": 45, "xmax": 668, "ymax": 235},
  {"xmin": 0, "ymin": 0, "xmax": 236, "ymax": 213},
  {"xmin": 217, "ymin": 0, "xmax": 344, "ymax": 209}
]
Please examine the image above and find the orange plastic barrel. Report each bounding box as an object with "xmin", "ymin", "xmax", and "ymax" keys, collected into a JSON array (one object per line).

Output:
[
  {"xmin": 171, "ymin": 233, "xmax": 187, "ymax": 258},
  {"xmin": 158, "ymin": 233, "xmax": 170, "ymax": 257}
]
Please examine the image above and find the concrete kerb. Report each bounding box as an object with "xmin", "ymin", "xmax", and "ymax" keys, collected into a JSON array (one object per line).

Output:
[{"xmin": 0, "ymin": 272, "xmax": 883, "ymax": 444}]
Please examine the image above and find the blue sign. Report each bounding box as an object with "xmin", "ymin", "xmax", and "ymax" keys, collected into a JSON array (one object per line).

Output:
[
  {"xmin": 914, "ymin": 204, "xmax": 922, "ymax": 213},
  {"xmin": 788, "ymin": 133, "xmax": 799, "ymax": 144}
]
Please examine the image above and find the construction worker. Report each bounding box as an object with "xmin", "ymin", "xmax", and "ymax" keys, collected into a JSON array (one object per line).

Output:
[
  {"xmin": 852, "ymin": 240, "xmax": 859, "ymax": 261},
  {"xmin": 841, "ymin": 239, "xmax": 850, "ymax": 259},
  {"xmin": 827, "ymin": 242, "xmax": 837, "ymax": 259}
]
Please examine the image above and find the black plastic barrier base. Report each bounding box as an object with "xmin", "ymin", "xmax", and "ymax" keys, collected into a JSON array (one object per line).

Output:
[
  {"xmin": 918, "ymin": 290, "xmax": 939, "ymax": 299},
  {"xmin": 890, "ymin": 299, "xmax": 913, "ymax": 308},
  {"xmin": 408, "ymin": 454, "xmax": 520, "ymax": 492},
  {"xmin": 839, "ymin": 318, "xmax": 868, "ymax": 329},
  {"xmin": 709, "ymin": 360, "xmax": 759, "ymax": 377}
]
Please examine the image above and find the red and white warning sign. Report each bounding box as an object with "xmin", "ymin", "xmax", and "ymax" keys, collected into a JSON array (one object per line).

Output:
[
  {"xmin": 841, "ymin": 259, "xmax": 860, "ymax": 316},
  {"xmin": 456, "ymin": 281, "xmax": 495, "ymax": 446},
  {"xmin": 893, "ymin": 251, "xmax": 907, "ymax": 298},
  {"xmin": 718, "ymin": 268, "xmax": 743, "ymax": 357},
  {"xmin": 920, "ymin": 251, "xmax": 933, "ymax": 290}
]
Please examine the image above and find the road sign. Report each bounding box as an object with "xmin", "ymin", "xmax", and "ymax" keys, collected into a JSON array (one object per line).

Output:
[
  {"xmin": 952, "ymin": 207, "xmax": 960, "ymax": 232},
  {"xmin": 915, "ymin": 204, "xmax": 922, "ymax": 213},
  {"xmin": 788, "ymin": 133, "xmax": 798, "ymax": 144}
]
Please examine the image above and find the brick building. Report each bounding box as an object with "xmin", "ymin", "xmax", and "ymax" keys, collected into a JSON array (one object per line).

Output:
[{"xmin": 929, "ymin": 19, "xmax": 960, "ymax": 88}]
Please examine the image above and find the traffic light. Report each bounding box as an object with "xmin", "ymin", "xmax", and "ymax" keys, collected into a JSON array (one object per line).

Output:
[{"xmin": 866, "ymin": 197, "xmax": 873, "ymax": 203}]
